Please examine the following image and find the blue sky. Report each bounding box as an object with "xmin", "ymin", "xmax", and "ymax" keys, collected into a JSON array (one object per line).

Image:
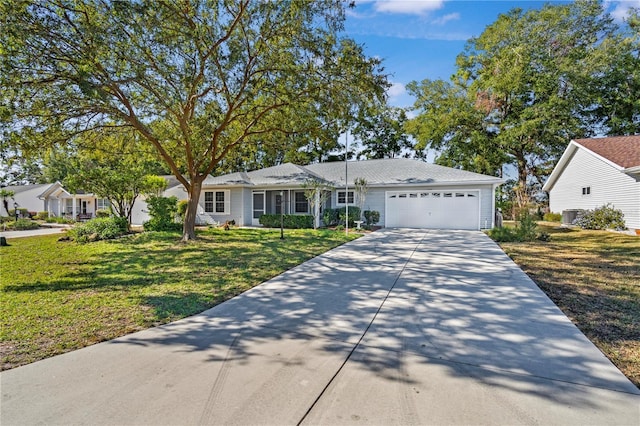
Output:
[{"xmin": 343, "ymin": 0, "xmax": 640, "ymax": 109}]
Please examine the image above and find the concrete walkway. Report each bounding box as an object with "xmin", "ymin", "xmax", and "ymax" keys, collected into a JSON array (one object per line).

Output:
[
  {"xmin": 0, "ymin": 226, "xmax": 68, "ymax": 239},
  {"xmin": 1, "ymin": 229, "xmax": 638, "ymax": 425}
]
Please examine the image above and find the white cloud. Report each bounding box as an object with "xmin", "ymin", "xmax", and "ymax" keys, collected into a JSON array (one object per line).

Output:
[
  {"xmin": 431, "ymin": 12, "xmax": 460, "ymax": 25},
  {"xmin": 373, "ymin": 0, "xmax": 445, "ymax": 15},
  {"xmin": 605, "ymin": 0, "xmax": 640, "ymax": 22},
  {"xmin": 387, "ymin": 82, "xmax": 406, "ymax": 99}
]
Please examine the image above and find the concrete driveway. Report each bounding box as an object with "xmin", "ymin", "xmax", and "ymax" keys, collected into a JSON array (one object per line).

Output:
[{"xmin": 2, "ymin": 229, "xmax": 638, "ymax": 425}]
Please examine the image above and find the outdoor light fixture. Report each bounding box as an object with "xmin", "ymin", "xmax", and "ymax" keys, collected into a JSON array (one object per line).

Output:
[{"xmin": 13, "ymin": 201, "xmax": 18, "ymax": 222}]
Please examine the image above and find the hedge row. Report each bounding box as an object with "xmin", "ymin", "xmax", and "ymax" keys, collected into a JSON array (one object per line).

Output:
[{"xmin": 259, "ymin": 214, "xmax": 313, "ymax": 229}]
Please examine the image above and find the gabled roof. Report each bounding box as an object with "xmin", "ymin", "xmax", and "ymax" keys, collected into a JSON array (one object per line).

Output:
[
  {"xmin": 203, "ymin": 158, "xmax": 502, "ymax": 188},
  {"xmin": 543, "ymin": 136, "xmax": 640, "ymax": 192},
  {"xmin": 37, "ymin": 182, "xmax": 72, "ymax": 199},
  {"xmin": 573, "ymin": 136, "xmax": 640, "ymax": 169},
  {"xmin": 2, "ymin": 183, "xmax": 50, "ymax": 195}
]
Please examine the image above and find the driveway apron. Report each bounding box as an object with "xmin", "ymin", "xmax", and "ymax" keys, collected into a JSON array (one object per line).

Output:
[{"xmin": 1, "ymin": 229, "xmax": 638, "ymax": 425}]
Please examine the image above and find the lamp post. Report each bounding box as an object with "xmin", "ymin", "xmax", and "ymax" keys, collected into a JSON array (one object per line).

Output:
[
  {"xmin": 279, "ymin": 190, "xmax": 284, "ymax": 240},
  {"xmin": 13, "ymin": 201, "xmax": 18, "ymax": 222}
]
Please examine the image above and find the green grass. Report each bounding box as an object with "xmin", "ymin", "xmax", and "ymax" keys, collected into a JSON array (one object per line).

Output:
[
  {"xmin": 0, "ymin": 228, "xmax": 358, "ymax": 370},
  {"xmin": 497, "ymin": 222, "xmax": 640, "ymax": 388}
]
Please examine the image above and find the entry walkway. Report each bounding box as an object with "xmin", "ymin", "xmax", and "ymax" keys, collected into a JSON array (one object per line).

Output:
[{"xmin": 1, "ymin": 229, "xmax": 638, "ymax": 425}]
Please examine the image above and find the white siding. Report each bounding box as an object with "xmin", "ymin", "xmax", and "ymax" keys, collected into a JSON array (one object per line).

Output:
[
  {"xmin": 196, "ymin": 188, "xmax": 243, "ymax": 225},
  {"xmin": 549, "ymin": 148, "xmax": 640, "ymax": 230},
  {"xmin": 130, "ymin": 184, "xmax": 188, "ymax": 225},
  {"xmin": 12, "ymin": 186, "xmax": 47, "ymax": 214}
]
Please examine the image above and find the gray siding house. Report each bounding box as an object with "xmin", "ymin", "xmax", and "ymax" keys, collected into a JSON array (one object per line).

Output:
[
  {"xmin": 195, "ymin": 158, "xmax": 503, "ymax": 230},
  {"xmin": 543, "ymin": 136, "xmax": 640, "ymax": 233}
]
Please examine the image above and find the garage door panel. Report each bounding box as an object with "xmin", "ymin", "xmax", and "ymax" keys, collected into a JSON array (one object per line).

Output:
[{"xmin": 386, "ymin": 190, "xmax": 479, "ymax": 230}]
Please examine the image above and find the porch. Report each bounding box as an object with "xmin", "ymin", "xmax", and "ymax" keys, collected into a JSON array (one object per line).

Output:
[{"xmin": 251, "ymin": 189, "xmax": 332, "ymax": 227}]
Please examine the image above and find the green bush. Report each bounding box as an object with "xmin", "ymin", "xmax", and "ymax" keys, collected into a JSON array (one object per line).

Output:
[
  {"xmin": 259, "ymin": 214, "xmax": 313, "ymax": 229},
  {"xmin": 8, "ymin": 208, "xmax": 29, "ymax": 218},
  {"xmin": 95, "ymin": 209, "xmax": 111, "ymax": 218},
  {"xmin": 69, "ymin": 217, "xmax": 128, "ymax": 243},
  {"xmin": 14, "ymin": 218, "xmax": 40, "ymax": 230},
  {"xmin": 575, "ymin": 204, "xmax": 626, "ymax": 230},
  {"xmin": 33, "ymin": 211, "xmax": 49, "ymax": 220},
  {"xmin": 487, "ymin": 226, "xmax": 520, "ymax": 242},
  {"xmin": 322, "ymin": 208, "xmax": 339, "ymax": 226},
  {"xmin": 363, "ymin": 210, "xmax": 380, "ymax": 226},
  {"xmin": 143, "ymin": 196, "xmax": 182, "ymax": 232},
  {"xmin": 543, "ymin": 212, "xmax": 562, "ymax": 222},
  {"xmin": 488, "ymin": 211, "xmax": 547, "ymax": 243},
  {"xmin": 45, "ymin": 216, "xmax": 75, "ymax": 224},
  {"xmin": 336, "ymin": 206, "xmax": 361, "ymax": 227},
  {"xmin": 177, "ymin": 200, "xmax": 189, "ymax": 221}
]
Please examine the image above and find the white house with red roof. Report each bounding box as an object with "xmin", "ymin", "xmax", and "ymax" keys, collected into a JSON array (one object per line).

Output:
[{"xmin": 543, "ymin": 136, "xmax": 640, "ymax": 233}]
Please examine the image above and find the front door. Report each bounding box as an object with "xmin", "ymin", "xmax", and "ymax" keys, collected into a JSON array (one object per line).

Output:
[{"xmin": 252, "ymin": 192, "xmax": 265, "ymax": 226}]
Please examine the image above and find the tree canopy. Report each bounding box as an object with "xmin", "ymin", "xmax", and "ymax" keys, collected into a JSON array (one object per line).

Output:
[
  {"xmin": 1, "ymin": 0, "xmax": 387, "ymax": 240},
  {"xmin": 407, "ymin": 0, "xmax": 639, "ymax": 200}
]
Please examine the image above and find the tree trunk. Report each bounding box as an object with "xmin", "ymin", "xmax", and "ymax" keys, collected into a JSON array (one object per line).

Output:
[{"xmin": 181, "ymin": 179, "xmax": 202, "ymax": 242}]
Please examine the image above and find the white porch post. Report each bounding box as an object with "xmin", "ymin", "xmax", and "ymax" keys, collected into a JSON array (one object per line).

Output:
[
  {"xmin": 314, "ymin": 189, "xmax": 320, "ymax": 228},
  {"xmin": 72, "ymin": 196, "xmax": 77, "ymax": 220}
]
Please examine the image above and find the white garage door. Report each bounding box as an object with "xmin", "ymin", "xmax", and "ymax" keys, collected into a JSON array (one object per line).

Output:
[{"xmin": 385, "ymin": 190, "xmax": 480, "ymax": 230}]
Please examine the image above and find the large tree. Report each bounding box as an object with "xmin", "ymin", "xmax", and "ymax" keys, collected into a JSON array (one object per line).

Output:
[
  {"xmin": 1, "ymin": 0, "xmax": 386, "ymax": 241},
  {"xmin": 407, "ymin": 0, "xmax": 639, "ymax": 197},
  {"xmin": 353, "ymin": 104, "xmax": 413, "ymax": 160}
]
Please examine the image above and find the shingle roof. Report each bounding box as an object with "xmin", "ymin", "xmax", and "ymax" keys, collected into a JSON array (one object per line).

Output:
[
  {"xmin": 203, "ymin": 158, "xmax": 502, "ymax": 188},
  {"xmin": 574, "ymin": 136, "xmax": 640, "ymax": 169},
  {"xmin": 2, "ymin": 183, "xmax": 50, "ymax": 194}
]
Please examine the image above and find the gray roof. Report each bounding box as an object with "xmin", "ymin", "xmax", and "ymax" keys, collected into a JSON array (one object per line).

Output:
[
  {"xmin": 203, "ymin": 159, "xmax": 502, "ymax": 188},
  {"xmin": 2, "ymin": 183, "xmax": 51, "ymax": 194}
]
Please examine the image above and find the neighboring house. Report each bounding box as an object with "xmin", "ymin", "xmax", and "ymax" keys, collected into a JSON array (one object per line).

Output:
[
  {"xmin": 2, "ymin": 183, "xmax": 51, "ymax": 216},
  {"xmin": 197, "ymin": 158, "xmax": 503, "ymax": 230},
  {"xmin": 38, "ymin": 182, "xmax": 108, "ymax": 220},
  {"xmin": 543, "ymin": 136, "xmax": 640, "ymax": 233}
]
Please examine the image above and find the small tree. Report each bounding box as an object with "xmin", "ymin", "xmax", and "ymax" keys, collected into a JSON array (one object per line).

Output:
[
  {"xmin": 353, "ymin": 177, "xmax": 369, "ymax": 221},
  {"xmin": 302, "ymin": 179, "xmax": 333, "ymax": 229}
]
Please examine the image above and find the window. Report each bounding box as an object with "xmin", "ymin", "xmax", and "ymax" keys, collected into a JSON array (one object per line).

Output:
[
  {"xmin": 337, "ymin": 191, "xmax": 354, "ymax": 204},
  {"xmin": 204, "ymin": 192, "xmax": 214, "ymax": 212},
  {"xmin": 295, "ymin": 192, "xmax": 308, "ymax": 213},
  {"xmin": 456, "ymin": 193, "xmax": 465, "ymax": 197},
  {"xmin": 97, "ymin": 198, "xmax": 110, "ymax": 211},
  {"xmin": 444, "ymin": 193, "xmax": 453, "ymax": 198},
  {"xmin": 432, "ymin": 192, "xmax": 441, "ymax": 198},
  {"xmin": 582, "ymin": 186, "xmax": 591, "ymax": 195},
  {"xmin": 215, "ymin": 191, "xmax": 225, "ymax": 213},
  {"xmin": 205, "ymin": 191, "xmax": 230, "ymax": 214},
  {"xmin": 409, "ymin": 193, "xmax": 418, "ymax": 198}
]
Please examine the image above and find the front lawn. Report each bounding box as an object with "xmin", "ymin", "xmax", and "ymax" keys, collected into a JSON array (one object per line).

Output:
[
  {"xmin": 0, "ymin": 228, "xmax": 358, "ymax": 370},
  {"xmin": 497, "ymin": 223, "xmax": 640, "ymax": 388}
]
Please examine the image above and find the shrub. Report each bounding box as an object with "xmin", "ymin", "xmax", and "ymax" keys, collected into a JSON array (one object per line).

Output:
[
  {"xmin": 69, "ymin": 217, "xmax": 128, "ymax": 243},
  {"xmin": 8, "ymin": 208, "xmax": 29, "ymax": 218},
  {"xmin": 14, "ymin": 218, "xmax": 40, "ymax": 230},
  {"xmin": 488, "ymin": 211, "xmax": 548, "ymax": 243},
  {"xmin": 143, "ymin": 196, "xmax": 182, "ymax": 232},
  {"xmin": 33, "ymin": 211, "xmax": 49, "ymax": 220},
  {"xmin": 95, "ymin": 209, "xmax": 111, "ymax": 218},
  {"xmin": 177, "ymin": 200, "xmax": 189, "ymax": 221},
  {"xmin": 575, "ymin": 204, "xmax": 626, "ymax": 230},
  {"xmin": 515, "ymin": 210, "xmax": 538, "ymax": 241},
  {"xmin": 363, "ymin": 210, "xmax": 380, "ymax": 226},
  {"xmin": 45, "ymin": 216, "xmax": 74, "ymax": 224},
  {"xmin": 322, "ymin": 208, "xmax": 339, "ymax": 226},
  {"xmin": 543, "ymin": 212, "xmax": 562, "ymax": 222},
  {"xmin": 336, "ymin": 206, "xmax": 361, "ymax": 227},
  {"xmin": 487, "ymin": 226, "xmax": 519, "ymax": 242},
  {"xmin": 259, "ymin": 214, "xmax": 313, "ymax": 229}
]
